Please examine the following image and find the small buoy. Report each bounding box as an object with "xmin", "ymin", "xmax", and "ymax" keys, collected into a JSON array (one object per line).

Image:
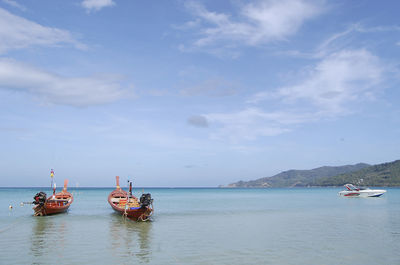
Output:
[{"xmin": 9, "ymin": 205, "xmax": 13, "ymax": 210}]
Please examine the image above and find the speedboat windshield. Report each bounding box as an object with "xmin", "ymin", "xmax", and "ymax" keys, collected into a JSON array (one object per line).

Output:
[
  {"xmin": 344, "ymin": 184, "xmax": 358, "ymax": 191},
  {"xmin": 344, "ymin": 184, "xmax": 369, "ymax": 191}
]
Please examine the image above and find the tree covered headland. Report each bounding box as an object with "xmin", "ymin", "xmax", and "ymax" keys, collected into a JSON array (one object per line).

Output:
[{"xmin": 227, "ymin": 160, "xmax": 400, "ymax": 187}]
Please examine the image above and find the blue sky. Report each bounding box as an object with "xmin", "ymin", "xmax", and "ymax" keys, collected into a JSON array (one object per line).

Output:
[{"xmin": 0, "ymin": 0, "xmax": 399, "ymax": 187}]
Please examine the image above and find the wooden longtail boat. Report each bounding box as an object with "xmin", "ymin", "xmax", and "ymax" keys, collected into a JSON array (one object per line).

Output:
[
  {"xmin": 33, "ymin": 179, "xmax": 73, "ymax": 216},
  {"xmin": 108, "ymin": 176, "xmax": 153, "ymax": 221}
]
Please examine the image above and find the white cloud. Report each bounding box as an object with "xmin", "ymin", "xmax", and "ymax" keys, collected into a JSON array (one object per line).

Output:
[
  {"xmin": 275, "ymin": 23, "xmax": 400, "ymax": 60},
  {"xmin": 182, "ymin": 0, "xmax": 324, "ymax": 48},
  {"xmin": 267, "ymin": 49, "xmax": 384, "ymax": 115},
  {"xmin": 315, "ymin": 24, "xmax": 400, "ymax": 58},
  {"xmin": 208, "ymin": 49, "xmax": 385, "ymax": 141},
  {"xmin": 0, "ymin": 58, "xmax": 129, "ymax": 106},
  {"xmin": 0, "ymin": 8, "xmax": 85, "ymax": 54},
  {"xmin": 81, "ymin": 0, "xmax": 115, "ymax": 12},
  {"xmin": 206, "ymin": 108, "xmax": 291, "ymax": 141},
  {"xmin": 1, "ymin": 0, "xmax": 26, "ymax": 11}
]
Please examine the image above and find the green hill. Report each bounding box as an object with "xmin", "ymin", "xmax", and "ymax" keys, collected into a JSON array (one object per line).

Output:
[
  {"xmin": 226, "ymin": 163, "xmax": 370, "ymax": 188},
  {"xmin": 312, "ymin": 160, "xmax": 400, "ymax": 186}
]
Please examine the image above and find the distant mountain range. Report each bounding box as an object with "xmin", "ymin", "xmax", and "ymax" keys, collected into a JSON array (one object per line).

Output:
[{"xmin": 225, "ymin": 160, "xmax": 400, "ymax": 187}]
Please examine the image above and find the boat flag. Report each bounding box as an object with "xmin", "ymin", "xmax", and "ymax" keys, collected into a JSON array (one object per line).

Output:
[{"xmin": 50, "ymin": 169, "xmax": 54, "ymax": 178}]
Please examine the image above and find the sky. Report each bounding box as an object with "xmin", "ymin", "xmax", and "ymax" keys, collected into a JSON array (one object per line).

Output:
[{"xmin": 0, "ymin": 0, "xmax": 399, "ymax": 187}]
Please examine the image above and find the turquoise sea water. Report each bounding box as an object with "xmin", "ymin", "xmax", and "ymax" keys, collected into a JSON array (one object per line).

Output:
[{"xmin": 0, "ymin": 187, "xmax": 399, "ymax": 265}]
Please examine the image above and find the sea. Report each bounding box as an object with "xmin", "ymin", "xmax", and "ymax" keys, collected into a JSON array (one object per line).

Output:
[{"xmin": 0, "ymin": 187, "xmax": 399, "ymax": 265}]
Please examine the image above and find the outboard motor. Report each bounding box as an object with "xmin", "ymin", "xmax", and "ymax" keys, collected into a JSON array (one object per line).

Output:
[
  {"xmin": 33, "ymin": 192, "xmax": 47, "ymax": 206},
  {"xmin": 139, "ymin": 193, "xmax": 153, "ymax": 208}
]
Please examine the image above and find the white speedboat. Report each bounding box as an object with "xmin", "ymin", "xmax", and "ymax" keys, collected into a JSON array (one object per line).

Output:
[{"xmin": 338, "ymin": 184, "xmax": 386, "ymax": 197}]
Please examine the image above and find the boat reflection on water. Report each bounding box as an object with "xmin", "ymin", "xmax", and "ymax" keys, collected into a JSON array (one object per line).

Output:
[
  {"xmin": 30, "ymin": 216, "xmax": 67, "ymax": 262},
  {"xmin": 109, "ymin": 213, "xmax": 152, "ymax": 263},
  {"xmin": 30, "ymin": 217, "xmax": 50, "ymax": 258}
]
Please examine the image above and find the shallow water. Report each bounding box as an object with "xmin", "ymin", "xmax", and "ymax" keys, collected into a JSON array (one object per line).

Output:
[{"xmin": 1, "ymin": 187, "xmax": 399, "ymax": 265}]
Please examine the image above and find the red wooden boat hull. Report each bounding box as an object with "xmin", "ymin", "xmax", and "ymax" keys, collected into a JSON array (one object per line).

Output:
[
  {"xmin": 107, "ymin": 176, "xmax": 153, "ymax": 221},
  {"xmin": 34, "ymin": 201, "xmax": 71, "ymax": 215},
  {"xmin": 108, "ymin": 194, "xmax": 152, "ymax": 221},
  {"xmin": 33, "ymin": 180, "xmax": 73, "ymax": 216}
]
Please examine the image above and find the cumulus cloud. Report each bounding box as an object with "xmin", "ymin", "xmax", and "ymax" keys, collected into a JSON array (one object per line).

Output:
[
  {"xmin": 208, "ymin": 49, "xmax": 385, "ymax": 141},
  {"xmin": 81, "ymin": 0, "xmax": 115, "ymax": 12},
  {"xmin": 0, "ymin": 8, "xmax": 85, "ymax": 54},
  {"xmin": 0, "ymin": 58, "xmax": 128, "ymax": 106},
  {"xmin": 182, "ymin": 0, "xmax": 324, "ymax": 49},
  {"xmin": 252, "ymin": 49, "xmax": 384, "ymax": 115},
  {"xmin": 187, "ymin": 115, "xmax": 209, "ymax": 128}
]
